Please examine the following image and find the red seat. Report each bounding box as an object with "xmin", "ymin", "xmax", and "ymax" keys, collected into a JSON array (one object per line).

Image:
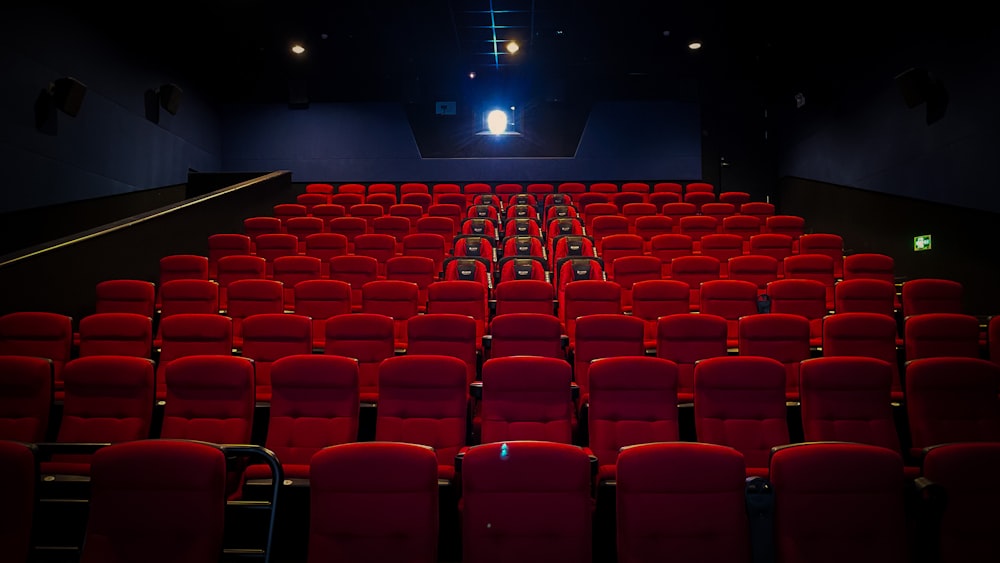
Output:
[
  {"xmin": 361, "ymin": 279, "xmax": 421, "ymax": 350},
  {"xmin": 42, "ymin": 355, "xmax": 155, "ymax": 476},
  {"xmin": 905, "ymin": 357, "xmax": 1000, "ymax": 460},
  {"xmin": 739, "ymin": 313, "xmax": 812, "ymax": 402},
  {"xmin": 154, "ymin": 313, "xmax": 233, "ymax": 401},
  {"xmin": 285, "ymin": 216, "xmax": 325, "ymax": 252},
  {"xmin": 207, "ymin": 233, "xmax": 253, "ymax": 278},
  {"xmin": 0, "ymin": 355, "xmax": 53, "ymax": 443},
  {"xmin": 770, "ymin": 442, "xmax": 909, "ymax": 563},
  {"xmin": 308, "ymin": 441, "xmax": 440, "ymax": 563},
  {"xmin": 375, "ymin": 354, "xmax": 470, "ymax": 483},
  {"xmin": 767, "ymin": 278, "xmax": 829, "ymax": 347},
  {"xmin": 616, "ymin": 442, "xmax": 751, "ymax": 563},
  {"xmin": 292, "ymin": 279, "xmax": 353, "ymax": 349},
  {"xmin": 224, "ymin": 278, "xmax": 285, "ymax": 349},
  {"xmin": 783, "ymin": 253, "xmax": 837, "ymax": 310},
  {"xmin": 655, "ymin": 313, "xmax": 728, "ymax": 403},
  {"xmin": 904, "ymin": 312, "xmax": 982, "ymax": 361},
  {"xmin": 799, "ymin": 356, "xmax": 906, "ymax": 466},
  {"xmin": 80, "ymin": 440, "xmax": 228, "ymax": 563},
  {"xmin": 698, "ymin": 233, "xmax": 743, "ymax": 276},
  {"xmin": 0, "ymin": 311, "xmax": 73, "ymax": 399},
  {"xmin": 155, "ymin": 279, "xmax": 221, "ymax": 348},
  {"xmin": 610, "ymin": 254, "xmax": 662, "ymax": 312},
  {"xmin": 486, "ymin": 312, "xmax": 566, "ymax": 362},
  {"xmin": 160, "ymin": 355, "xmax": 255, "ymax": 445},
  {"xmin": 587, "ymin": 356, "xmax": 679, "ymax": 484},
  {"xmin": 823, "ymin": 312, "xmax": 904, "ymax": 401},
  {"xmin": 920, "ymin": 442, "xmax": 1000, "ymax": 563},
  {"xmin": 77, "ymin": 312, "xmax": 153, "ymax": 359},
  {"xmin": 426, "ymin": 280, "xmax": 490, "ymax": 350},
  {"xmin": 693, "ymin": 355, "xmax": 790, "ymax": 477},
  {"xmin": 324, "ymin": 312, "xmax": 395, "ymax": 405},
  {"xmin": 668, "ymin": 254, "xmax": 721, "ymax": 311},
  {"xmin": 571, "ymin": 314, "xmax": 645, "ymax": 412},
  {"xmin": 698, "ymin": 279, "xmax": 760, "ymax": 348},
  {"xmin": 252, "ymin": 354, "xmax": 359, "ymax": 480},
  {"xmin": 478, "ymin": 356, "xmax": 576, "ymax": 445},
  {"xmin": 405, "ymin": 313, "xmax": 480, "ymax": 386},
  {"xmin": 460, "ymin": 440, "xmax": 594, "ymax": 563},
  {"xmin": 492, "ymin": 279, "xmax": 556, "ymax": 318},
  {"xmin": 271, "ymin": 255, "xmax": 323, "ymax": 310},
  {"xmin": 630, "ymin": 279, "xmax": 691, "ymax": 350},
  {"xmin": 303, "ymin": 233, "xmax": 349, "ymax": 276},
  {"xmin": 0, "ymin": 440, "xmax": 36, "ymax": 563},
  {"xmin": 239, "ymin": 313, "xmax": 313, "ymax": 402},
  {"xmin": 215, "ymin": 255, "xmax": 266, "ymax": 310},
  {"xmin": 648, "ymin": 233, "xmax": 693, "ymax": 277},
  {"xmin": 327, "ymin": 216, "xmax": 369, "ymax": 253},
  {"xmin": 353, "ymin": 233, "xmax": 399, "ymax": 277},
  {"xmin": 94, "ymin": 279, "xmax": 156, "ymax": 318},
  {"xmin": 902, "ymin": 278, "xmax": 964, "ymax": 317},
  {"xmin": 328, "ymin": 254, "xmax": 379, "ymax": 311}
]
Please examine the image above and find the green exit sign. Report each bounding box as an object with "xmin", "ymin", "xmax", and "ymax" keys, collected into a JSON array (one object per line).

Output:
[{"xmin": 914, "ymin": 234, "xmax": 932, "ymax": 251}]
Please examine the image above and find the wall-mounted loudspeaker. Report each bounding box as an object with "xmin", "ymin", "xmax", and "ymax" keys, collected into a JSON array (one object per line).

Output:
[
  {"xmin": 159, "ymin": 83, "xmax": 182, "ymax": 115},
  {"xmin": 895, "ymin": 68, "xmax": 931, "ymax": 108},
  {"xmin": 895, "ymin": 67, "xmax": 948, "ymax": 124},
  {"xmin": 50, "ymin": 77, "xmax": 87, "ymax": 117}
]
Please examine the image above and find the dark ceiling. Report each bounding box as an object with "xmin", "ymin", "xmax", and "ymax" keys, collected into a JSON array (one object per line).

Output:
[{"xmin": 61, "ymin": 1, "xmax": 978, "ymax": 107}]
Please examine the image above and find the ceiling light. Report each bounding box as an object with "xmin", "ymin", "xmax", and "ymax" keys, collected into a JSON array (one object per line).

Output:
[
  {"xmin": 469, "ymin": 71, "xmax": 477, "ymax": 79},
  {"xmin": 506, "ymin": 41, "xmax": 519, "ymax": 54},
  {"xmin": 291, "ymin": 44, "xmax": 306, "ymax": 55},
  {"xmin": 687, "ymin": 41, "xmax": 702, "ymax": 50}
]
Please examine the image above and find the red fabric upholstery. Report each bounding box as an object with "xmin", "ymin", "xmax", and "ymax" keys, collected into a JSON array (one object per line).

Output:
[
  {"xmin": 587, "ymin": 356, "xmax": 679, "ymax": 482},
  {"xmin": 769, "ymin": 442, "xmax": 908, "ymax": 563},
  {"xmin": 693, "ymin": 355, "xmax": 789, "ymax": 476},
  {"xmin": 479, "ymin": 356, "xmax": 575, "ymax": 444},
  {"xmin": 905, "ymin": 357, "xmax": 1000, "ymax": 459},
  {"xmin": 255, "ymin": 354, "xmax": 359, "ymax": 479},
  {"xmin": 239, "ymin": 313, "xmax": 313, "ymax": 402},
  {"xmin": 324, "ymin": 313, "xmax": 395, "ymax": 404},
  {"xmin": 655, "ymin": 313, "xmax": 728, "ymax": 402},
  {"xmin": 375, "ymin": 355, "xmax": 469, "ymax": 482},
  {"xmin": 460, "ymin": 440, "xmax": 594, "ymax": 563},
  {"xmin": 921, "ymin": 442, "xmax": 1000, "ymax": 563},
  {"xmin": 160, "ymin": 355, "xmax": 255, "ymax": 445},
  {"xmin": 738, "ymin": 313, "xmax": 811, "ymax": 401},
  {"xmin": 308, "ymin": 442, "xmax": 439, "ymax": 563},
  {"xmin": 80, "ymin": 439, "xmax": 227, "ymax": 563},
  {"xmin": 0, "ymin": 440, "xmax": 35, "ymax": 563},
  {"xmin": 49, "ymin": 356, "xmax": 154, "ymax": 474},
  {"xmin": 616, "ymin": 442, "xmax": 751, "ymax": 563},
  {"xmin": 0, "ymin": 355, "xmax": 53, "ymax": 442}
]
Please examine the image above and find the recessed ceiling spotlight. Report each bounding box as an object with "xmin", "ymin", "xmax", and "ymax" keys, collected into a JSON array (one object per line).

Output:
[
  {"xmin": 506, "ymin": 41, "xmax": 520, "ymax": 54},
  {"xmin": 469, "ymin": 71, "xmax": 477, "ymax": 79},
  {"xmin": 688, "ymin": 40, "xmax": 702, "ymax": 50},
  {"xmin": 291, "ymin": 43, "xmax": 306, "ymax": 55}
]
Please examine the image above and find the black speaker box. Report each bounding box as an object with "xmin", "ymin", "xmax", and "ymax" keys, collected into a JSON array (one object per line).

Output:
[
  {"xmin": 51, "ymin": 77, "xmax": 87, "ymax": 117},
  {"xmin": 159, "ymin": 83, "xmax": 182, "ymax": 115},
  {"xmin": 895, "ymin": 68, "xmax": 931, "ymax": 108}
]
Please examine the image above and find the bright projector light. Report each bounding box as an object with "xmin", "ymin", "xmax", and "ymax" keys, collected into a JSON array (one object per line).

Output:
[{"xmin": 486, "ymin": 109, "xmax": 508, "ymax": 135}]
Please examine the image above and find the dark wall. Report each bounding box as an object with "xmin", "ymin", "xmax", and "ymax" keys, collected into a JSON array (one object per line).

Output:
[
  {"xmin": 219, "ymin": 100, "xmax": 703, "ymax": 184},
  {"xmin": 778, "ymin": 176, "xmax": 1000, "ymax": 317},
  {"xmin": 0, "ymin": 172, "xmax": 295, "ymax": 324},
  {"xmin": 0, "ymin": 184, "xmax": 186, "ymax": 257},
  {"xmin": 0, "ymin": 5, "xmax": 223, "ymax": 215},
  {"xmin": 768, "ymin": 19, "xmax": 1000, "ymax": 214}
]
